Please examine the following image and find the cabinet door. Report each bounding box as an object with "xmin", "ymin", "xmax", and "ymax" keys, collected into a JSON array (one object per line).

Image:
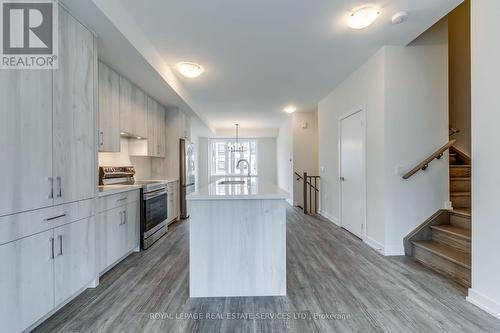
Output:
[
  {"xmin": 54, "ymin": 217, "xmax": 96, "ymax": 304},
  {"xmin": 147, "ymin": 96, "xmax": 158, "ymax": 156},
  {"xmin": 0, "ymin": 68, "xmax": 53, "ymax": 216},
  {"xmin": 157, "ymin": 104, "xmax": 166, "ymax": 158},
  {"xmin": 53, "ymin": 8, "xmax": 95, "ymax": 205},
  {"xmin": 132, "ymin": 85, "xmax": 147, "ymax": 138},
  {"xmin": 124, "ymin": 201, "xmax": 140, "ymax": 252},
  {"xmin": 119, "ymin": 76, "xmax": 133, "ymax": 135},
  {"xmin": 103, "ymin": 206, "xmax": 127, "ymax": 268},
  {"xmin": 98, "ymin": 62, "xmax": 120, "ymax": 152},
  {"xmin": 0, "ymin": 230, "xmax": 55, "ymax": 333}
]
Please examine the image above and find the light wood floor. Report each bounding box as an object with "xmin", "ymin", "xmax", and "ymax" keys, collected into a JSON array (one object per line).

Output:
[{"xmin": 34, "ymin": 207, "xmax": 500, "ymax": 333}]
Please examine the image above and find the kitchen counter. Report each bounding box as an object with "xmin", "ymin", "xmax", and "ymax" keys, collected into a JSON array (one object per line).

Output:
[
  {"xmin": 188, "ymin": 178, "xmax": 288, "ymax": 298},
  {"xmin": 98, "ymin": 185, "xmax": 142, "ymax": 197},
  {"xmin": 187, "ymin": 177, "xmax": 289, "ymax": 201}
]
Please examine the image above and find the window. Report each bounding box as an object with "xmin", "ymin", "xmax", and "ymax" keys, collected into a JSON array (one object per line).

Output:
[{"xmin": 210, "ymin": 139, "xmax": 258, "ymax": 176}]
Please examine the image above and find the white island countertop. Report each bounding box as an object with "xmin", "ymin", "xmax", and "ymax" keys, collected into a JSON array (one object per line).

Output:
[{"xmin": 187, "ymin": 177, "xmax": 289, "ymax": 201}]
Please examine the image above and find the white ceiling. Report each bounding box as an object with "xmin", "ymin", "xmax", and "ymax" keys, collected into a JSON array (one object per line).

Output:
[
  {"xmin": 117, "ymin": 0, "xmax": 461, "ymax": 128},
  {"xmin": 66, "ymin": 0, "xmax": 462, "ymax": 129}
]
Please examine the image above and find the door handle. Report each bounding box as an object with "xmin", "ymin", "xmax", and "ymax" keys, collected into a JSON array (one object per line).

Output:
[
  {"xmin": 57, "ymin": 235, "xmax": 63, "ymax": 256},
  {"xmin": 48, "ymin": 177, "xmax": 54, "ymax": 199},
  {"xmin": 56, "ymin": 177, "xmax": 62, "ymax": 198},
  {"xmin": 99, "ymin": 131, "xmax": 104, "ymax": 146},
  {"xmin": 340, "ymin": 177, "xmax": 345, "ymax": 181},
  {"xmin": 50, "ymin": 237, "xmax": 55, "ymax": 259}
]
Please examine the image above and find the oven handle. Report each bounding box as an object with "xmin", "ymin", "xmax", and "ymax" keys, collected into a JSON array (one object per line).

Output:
[{"xmin": 143, "ymin": 189, "xmax": 167, "ymax": 201}]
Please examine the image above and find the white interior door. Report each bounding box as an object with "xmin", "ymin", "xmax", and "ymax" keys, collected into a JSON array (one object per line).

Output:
[{"xmin": 340, "ymin": 110, "xmax": 365, "ymax": 238}]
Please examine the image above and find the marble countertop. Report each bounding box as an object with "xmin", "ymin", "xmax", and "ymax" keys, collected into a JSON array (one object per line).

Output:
[{"xmin": 187, "ymin": 177, "xmax": 289, "ymax": 201}]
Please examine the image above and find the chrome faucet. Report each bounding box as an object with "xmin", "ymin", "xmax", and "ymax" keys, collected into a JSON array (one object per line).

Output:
[{"xmin": 236, "ymin": 159, "xmax": 251, "ymax": 178}]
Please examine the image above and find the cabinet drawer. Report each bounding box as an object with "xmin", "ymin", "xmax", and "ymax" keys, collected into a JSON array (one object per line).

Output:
[
  {"xmin": 98, "ymin": 189, "xmax": 139, "ymax": 213},
  {"xmin": 0, "ymin": 199, "xmax": 94, "ymax": 246}
]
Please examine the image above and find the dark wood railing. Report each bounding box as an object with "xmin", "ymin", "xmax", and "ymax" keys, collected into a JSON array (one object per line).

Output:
[
  {"xmin": 295, "ymin": 172, "xmax": 320, "ymax": 214},
  {"xmin": 402, "ymin": 139, "xmax": 456, "ymax": 180}
]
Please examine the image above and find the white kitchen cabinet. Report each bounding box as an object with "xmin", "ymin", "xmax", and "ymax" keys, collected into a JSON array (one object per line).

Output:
[
  {"xmin": 97, "ymin": 191, "xmax": 140, "ymax": 274},
  {"xmin": 0, "ymin": 230, "xmax": 55, "ymax": 333},
  {"xmin": 53, "ymin": 7, "xmax": 95, "ymax": 205},
  {"xmin": 145, "ymin": 97, "xmax": 166, "ymax": 158},
  {"xmin": 119, "ymin": 76, "xmax": 147, "ymax": 138},
  {"xmin": 167, "ymin": 181, "xmax": 179, "ymax": 223},
  {"xmin": 98, "ymin": 62, "xmax": 120, "ymax": 152},
  {"xmin": 54, "ymin": 217, "xmax": 96, "ymax": 305},
  {"xmin": 0, "ymin": 65, "xmax": 53, "ymax": 217}
]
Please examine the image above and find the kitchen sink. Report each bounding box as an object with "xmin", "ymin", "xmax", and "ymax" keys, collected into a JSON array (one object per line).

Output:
[{"xmin": 218, "ymin": 180, "xmax": 246, "ymax": 185}]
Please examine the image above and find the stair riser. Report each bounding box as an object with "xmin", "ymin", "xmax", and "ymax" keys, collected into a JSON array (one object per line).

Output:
[
  {"xmin": 413, "ymin": 246, "xmax": 470, "ymax": 287},
  {"xmin": 450, "ymin": 180, "xmax": 471, "ymax": 192},
  {"xmin": 450, "ymin": 155, "xmax": 458, "ymax": 164},
  {"xmin": 431, "ymin": 229, "xmax": 471, "ymax": 253},
  {"xmin": 451, "ymin": 195, "xmax": 471, "ymax": 208},
  {"xmin": 450, "ymin": 167, "xmax": 471, "ymax": 178},
  {"xmin": 450, "ymin": 214, "xmax": 471, "ymax": 229}
]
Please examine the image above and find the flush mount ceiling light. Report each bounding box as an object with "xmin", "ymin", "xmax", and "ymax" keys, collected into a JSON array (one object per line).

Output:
[
  {"xmin": 176, "ymin": 62, "xmax": 204, "ymax": 78},
  {"xmin": 347, "ymin": 6, "xmax": 381, "ymax": 29},
  {"xmin": 284, "ymin": 105, "xmax": 297, "ymax": 114}
]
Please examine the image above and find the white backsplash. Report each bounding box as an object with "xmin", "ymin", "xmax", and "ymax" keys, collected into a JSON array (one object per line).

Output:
[{"xmin": 99, "ymin": 138, "xmax": 152, "ymax": 180}]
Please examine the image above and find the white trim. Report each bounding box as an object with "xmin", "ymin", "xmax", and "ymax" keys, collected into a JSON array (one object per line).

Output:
[
  {"xmin": 318, "ymin": 209, "xmax": 340, "ymax": 226},
  {"xmin": 467, "ymin": 289, "xmax": 500, "ymax": 320},
  {"xmin": 286, "ymin": 198, "xmax": 294, "ymax": 206},
  {"xmin": 364, "ymin": 236, "xmax": 385, "ymax": 254},
  {"xmin": 383, "ymin": 244, "xmax": 405, "ymax": 256},
  {"xmin": 338, "ymin": 107, "xmax": 367, "ymax": 240}
]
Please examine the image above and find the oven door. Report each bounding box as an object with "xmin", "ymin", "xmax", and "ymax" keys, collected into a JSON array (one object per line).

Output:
[{"xmin": 143, "ymin": 188, "xmax": 168, "ymax": 238}]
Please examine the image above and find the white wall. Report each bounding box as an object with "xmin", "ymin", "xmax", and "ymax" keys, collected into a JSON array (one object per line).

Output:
[
  {"xmin": 257, "ymin": 138, "xmax": 277, "ymax": 184},
  {"xmin": 318, "ymin": 20, "xmax": 449, "ymax": 255},
  {"xmin": 276, "ymin": 118, "xmax": 293, "ymax": 204},
  {"xmin": 98, "ymin": 137, "xmax": 152, "ymax": 180},
  {"xmin": 467, "ymin": 0, "xmax": 500, "ymax": 320},
  {"xmin": 318, "ymin": 48, "xmax": 386, "ymax": 243},
  {"xmin": 292, "ymin": 112, "xmax": 319, "ymax": 207}
]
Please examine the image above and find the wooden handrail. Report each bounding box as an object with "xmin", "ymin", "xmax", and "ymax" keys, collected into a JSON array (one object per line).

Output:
[
  {"xmin": 402, "ymin": 139, "xmax": 456, "ymax": 180},
  {"xmin": 294, "ymin": 172, "xmax": 319, "ymax": 192}
]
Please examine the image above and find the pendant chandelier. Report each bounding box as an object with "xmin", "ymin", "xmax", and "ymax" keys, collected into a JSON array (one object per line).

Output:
[{"xmin": 228, "ymin": 124, "xmax": 246, "ymax": 153}]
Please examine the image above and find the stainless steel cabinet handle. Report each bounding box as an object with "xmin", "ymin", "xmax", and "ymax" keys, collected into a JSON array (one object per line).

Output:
[
  {"xmin": 58, "ymin": 235, "xmax": 63, "ymax": 256},
  {"xmin": 99, "ymin": 131, "xmax": 104, "ymax": 146},
  {"xmin": 123, "ymin": 210, "xmax": 127, "ymax": 224},
  {"xmin": 340, "ymin": 177, "xmax": 345, "ymax": 181},
  {"xmin": 48, "ymin": 177, "xmax": 54, "ymax": 199},
  {"xmin": 50, "ymin": 237, "xmax": 55, "ymax": 259},
  {"xmin": 119, "ymin": 211, "xmax": 123, "ymax": 225},
  {"xmin": 116, "ymin": 197, "xmax": 127, "ymax": 203},
  {"xmin": 56, "ymin": 177, "xmax": 62, "ymax": 197},
  {"xmin": 157, "ymin": 144, "xmax": 160, "ymax": 155}
]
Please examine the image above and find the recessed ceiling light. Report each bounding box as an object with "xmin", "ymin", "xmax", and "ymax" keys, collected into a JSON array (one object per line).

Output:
[
  {"xmin": 284, "ymin": 105, "xmax": 297, "ymax": 114},
  {"xmin": 176, "ymin": 62, "xmax": 204, "ymax": 78},
  {"xmin": 347, "ymin": 6, "xmax": 381, "ymax": 29}
]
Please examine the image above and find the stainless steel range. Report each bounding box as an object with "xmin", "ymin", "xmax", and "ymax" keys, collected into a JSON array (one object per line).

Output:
[{"xmin": 99, "ymin": 166, "xmax": 169, "ymax": 249}]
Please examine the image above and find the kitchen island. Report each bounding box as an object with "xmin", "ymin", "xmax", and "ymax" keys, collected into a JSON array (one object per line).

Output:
[{"xmin": 187, "ymin": 177, "xmax": 289, "ymax": 297}]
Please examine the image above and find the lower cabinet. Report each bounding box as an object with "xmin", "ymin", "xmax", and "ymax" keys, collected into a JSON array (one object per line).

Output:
[
  {"xmin": 0, "ymin": 230, "xmax": 55, "ymax": 333},
  {"xmin": 167, "ymin": 181, "xmax": 179, "ymax": 224},
  {"xmin": 97, "ymin": 191, "xmax": 140, "ymax": 274},
  {"xmin": 0, "ymin": 212, "xmax": 95, "ymax": 333},
  {"xmin": 54, "ymin": 217, "xmax": 96, "ymax": 304}
]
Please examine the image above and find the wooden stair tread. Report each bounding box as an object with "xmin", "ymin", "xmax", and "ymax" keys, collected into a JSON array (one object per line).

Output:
[
  {"xmin": 451, "ymin": 192, "xmax": 471, "ymax": 197},
  {"xmin": 450, "ymin": 177, "xmax": 471, "ymax": 181},
  {"xmin": 451, "ymin": 208, "xmax": 471, "ymax": 217},
  {"xmin": 450, "ymin": 165, "xmax": 471, "ymax": 168},
  {"xmin": 430, "ymin": 225, "xmax": 471, "ymax": 240},
  {"xmin": 412, "ymin": 240, "xmax": 471, "ymax": 269}
]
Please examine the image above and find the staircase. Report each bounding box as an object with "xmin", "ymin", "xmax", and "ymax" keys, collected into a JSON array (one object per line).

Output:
[{"xmin": 406, "ymin": 147, "xmax": 471, "ymax": 288}]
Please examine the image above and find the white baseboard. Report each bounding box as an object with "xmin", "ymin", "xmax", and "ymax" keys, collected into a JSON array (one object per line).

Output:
[
  {"xmin": 286, "ymin": 198, "xmax": 293, "ymax": 206},
  {"xmin": 383, "ymin": 244, "xmax": 405, "ymax": 256},
  {"xmin": 364, "ymin": 236, "xmax": 385, "ymax": 255},
  {"xmin": 318, "ymin": 210, "xmax": 339, "ymax": 226},
  {"xmin": 467, "ymin": 288, "xmax": 500, "ymax": 320}
]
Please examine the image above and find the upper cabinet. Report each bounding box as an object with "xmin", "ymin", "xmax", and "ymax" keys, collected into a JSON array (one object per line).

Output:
[
  {"xmin": 53, "ymin": 8, "xmax": 95, "ymax": 205},
  {"xmin": 147, "ymin": 97, "xmax": 166, "ymax": 158},
  {"xmin": 98, "ymin": 62, "xmax": 120, "ymax": 152},
  {"xmin": 119, "ymin": 76, "xmax": 147, "ymax": 138},
  {"xmin": 0, "ymin": 6, "xmax": 95, "ymax": 217}
]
